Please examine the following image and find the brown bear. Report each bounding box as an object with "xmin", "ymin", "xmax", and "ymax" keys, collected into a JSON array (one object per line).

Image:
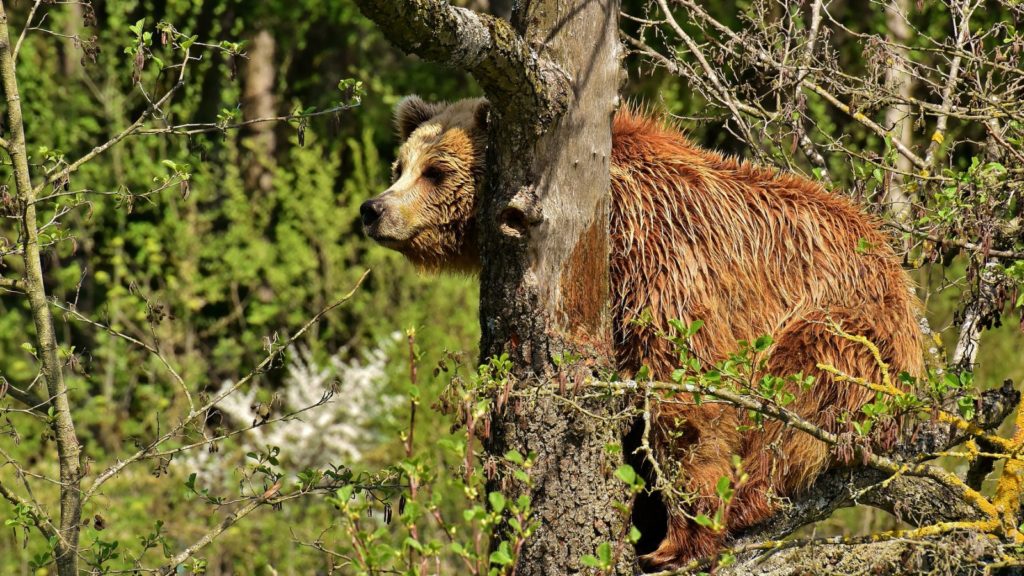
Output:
[{"xmin": 361, "ymin": 96, "xmax": 924, "ymax": 569}]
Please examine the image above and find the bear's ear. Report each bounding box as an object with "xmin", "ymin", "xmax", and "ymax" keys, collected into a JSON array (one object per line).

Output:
[
  {"xmin": 394, "ymin": 95, "xmax": 446, "ymax": 141},
  {"xmin": 473, "ymin": 99, "xmax": 491, "ymax": 132}
]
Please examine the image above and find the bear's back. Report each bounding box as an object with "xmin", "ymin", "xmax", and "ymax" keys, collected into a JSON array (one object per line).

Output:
[{"xmin": 608, "ymin": 108, "xmax": 922, "ymax": 380}]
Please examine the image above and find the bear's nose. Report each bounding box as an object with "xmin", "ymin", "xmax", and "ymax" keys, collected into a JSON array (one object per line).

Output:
[{"xmin": 360, "ymin": 199, "xmax": 384, "ymax": 227}]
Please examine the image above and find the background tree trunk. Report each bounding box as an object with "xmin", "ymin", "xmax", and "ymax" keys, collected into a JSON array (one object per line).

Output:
[
  {"xmin": 242, "ymin": 29, "xmax": 277, "ymax": 193},
  {"xmin": 883, "ymin": 0, "xmax": 915, "ymax": 221}
]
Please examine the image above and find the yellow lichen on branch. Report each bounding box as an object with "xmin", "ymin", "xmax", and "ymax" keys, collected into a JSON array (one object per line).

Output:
[
  {"xmin": 816, "ymin": 361, "xmax": 1015, "ymax": 452},
  {"xmin": 991, "ymin": 391, "xmax": 1024, "ymax": 541},
  {"xmin": 825, "ymin": 325, "xmax": 895, "ymax": 391},
  {"xmin": 818, "ymin": 323, "xmax": 1016, "ymax": 452},
  {"xmin": 820, "ymin": 323, "xmax": 1024, "ymax": 542}
]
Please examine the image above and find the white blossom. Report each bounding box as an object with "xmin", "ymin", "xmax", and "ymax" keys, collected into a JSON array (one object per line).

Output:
[{"xmin": 177, "ymin": 335, "xmax": 399, "ymax": 485}]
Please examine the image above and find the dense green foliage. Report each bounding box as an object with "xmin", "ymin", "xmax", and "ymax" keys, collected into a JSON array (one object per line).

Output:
[
  {"xmin": 0, "ymin": 1, "xmax": 482, "ymax": 572},
  {"xmin": 0, "ymin": 1, "xmax": 1022, "ymax": 574}
]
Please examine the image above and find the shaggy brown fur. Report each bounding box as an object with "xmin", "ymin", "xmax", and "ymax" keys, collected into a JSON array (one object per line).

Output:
[{"xmin": 361, "ymin": 97, "xmax": 924, "ymax": 570}]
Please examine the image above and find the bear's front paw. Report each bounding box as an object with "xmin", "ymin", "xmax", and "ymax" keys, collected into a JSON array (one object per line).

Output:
[
  {"xmin": 637, "ymin": 521, "xmax": 725, "ymax": 573},
  {"xmin": 637, "ymin": 543, "xmax": 685, "ymax": 573}
]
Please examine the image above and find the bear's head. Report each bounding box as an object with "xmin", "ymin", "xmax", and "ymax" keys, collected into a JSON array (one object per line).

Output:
[{"xmin": 360, "ymin": 96, "xmax": 489, "ymax": 271}]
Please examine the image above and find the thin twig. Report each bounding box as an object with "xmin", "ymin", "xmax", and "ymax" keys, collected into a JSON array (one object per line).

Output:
[
  {"xmin": 135, "ymin": 104, "xmax": 358, "ymax": 136},
  {"xmin": 923, "ymin": 0, "xmax": 976, "ymax": 169},
  {"xmin": 12, "ymin": 0, "xmax": 43, "ymax": 60},
  {"xmin": 54, "ymin": 301, "xmax": 193, "ymax": 412}
]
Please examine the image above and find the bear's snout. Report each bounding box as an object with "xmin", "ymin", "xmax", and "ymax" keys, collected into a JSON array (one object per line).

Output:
[{"xmin": 360, "ymin": 198, "xmax": 386, "ymax": 228}]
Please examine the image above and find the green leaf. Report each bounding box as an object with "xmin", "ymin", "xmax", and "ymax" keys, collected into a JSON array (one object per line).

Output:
[
  {"xmin": 687, "ymin": 319, "xmax": 704, "ymax": 336},
  {"xmin": 488, "ymin": 491, "xmax": 506, "ymax": 514},
  {"xmin": 957, "ymin": 395, "xmax": 976, "ymax": 421},
  {"xmin": 490, "ymin": 545, "xmax": 514, "ymax": 566},
  {"xmin": 505, "ymin": 450, "xmax": 525, "ymax": 465},
  {"xmin": 404, "ymin": 537, "xmax": 424, "ymax": 553},
  {"xmin": 943, "ymin": 372, "xmax": 959, "ymax": 391},
  {"xmin": 753, "ymin": 334, "xmax": 773, "ymax": 352},
  {"xmin": 614, "ymin": 464, "xmax": 637, "ymax": 486},
  {"xmin": 715, "ymin": 476, "xmax": 733, "ymax": 502}
]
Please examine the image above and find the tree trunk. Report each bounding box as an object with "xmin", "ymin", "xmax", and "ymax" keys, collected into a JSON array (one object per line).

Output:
[
  {"xmin": 242, "ymin": 29, "xmax": 277, "ymax": 193},
  {"xmin": 478, "ymin": 2, "xmax": 629, "ymax": 573},
  {"xmin": 883, "ymin": 0, "xmax": 915, "ymax": 221},
  {"xmin": 354, "ymin": 0, "xmax": 629, "ymax": 572},
  {"xmin": 0, "ymin": 5, "xmax": 82, "ymax": 575}
]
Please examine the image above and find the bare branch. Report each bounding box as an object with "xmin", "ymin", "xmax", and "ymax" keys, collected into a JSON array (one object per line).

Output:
[
  {"xmin": 923, "ymin": 0, "xmax": 977, "ymax": 169},
  {"xmin": 952, "ymin": 260, "xmax": 1002, "ymax": 370},
  {"xmin": 653, "ymin": 0, "xmax": 758, "ymax": 144},
  {"xmin": 888, "ymin": 223, "xmax": 1024, "ymax": 260},
  {"xmin": 0, "ymin": 476, "xmax": 60, "ymax": 542},
  {"xmin": 12, "ymin": 0, "xmax": 43, "ymax": 60},
  {"xmin": 1, "ymin": 380, "xmax": 49, "ymax": 415},
  {"xmin": 0, "ymin": 275, "xmax": 23, "ymax": 290},
  {"xmin": 157, "ymin": 489, "xmax": 277, "ymax": 574},
  {"xmin": 53, "ymin": 301, "xmax": 194, "ymax": 413},
  {"xmin": 656, "ymin": 0, "xmax": 930, "ymax": 170},
  {"xmin": 33, "ymin": 44, "xmax": 195, "ymax": 197}
]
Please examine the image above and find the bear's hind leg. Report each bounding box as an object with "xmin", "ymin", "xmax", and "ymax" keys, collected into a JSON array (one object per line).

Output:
[
  {"xmin": 725, "ymin": 309, "xmax": 916, "ymax": 534},
  {"xmin": 638, "ymin": 402, "xmax": 742, "ymax": 570}
]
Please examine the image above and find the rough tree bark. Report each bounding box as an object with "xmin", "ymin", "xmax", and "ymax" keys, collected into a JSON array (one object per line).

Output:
[
  {"xmin": 354, "ymin": 1, "xmax": 629, "ymax": 573},
  {"xmin": 477, "ymin": 3, "xmax": 627, "ymax": 573}
]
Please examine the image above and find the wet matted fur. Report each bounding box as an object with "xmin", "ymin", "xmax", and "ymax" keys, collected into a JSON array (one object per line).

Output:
[{"xmin": 362, "ymin": 97, "xmax": 925, "ymax": 569}]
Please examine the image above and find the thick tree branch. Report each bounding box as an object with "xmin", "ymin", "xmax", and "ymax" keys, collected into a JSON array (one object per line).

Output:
[
  {"xmin": 644, "ymin": 383, "xmax": 1021, "ymax": 575},
  {"xmin": 734, "ymin": 382, "xmax": 1019, "ymax": 545},
  {"xmin": 353, "ymin": 0, "xmax": 569, "ymax": 123},
  {"xmin": 583, "ymin": 376, "xmax": 1019, "ymax": 563},
  {"xmin": 715, "ymin": 533, "xmax": 1007, "ymax": 576}
]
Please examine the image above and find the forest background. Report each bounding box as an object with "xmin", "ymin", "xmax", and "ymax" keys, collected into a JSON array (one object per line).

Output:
[{"xmin": 0, "ymin": 0, "xmax": 1022, "ymax": 574}]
